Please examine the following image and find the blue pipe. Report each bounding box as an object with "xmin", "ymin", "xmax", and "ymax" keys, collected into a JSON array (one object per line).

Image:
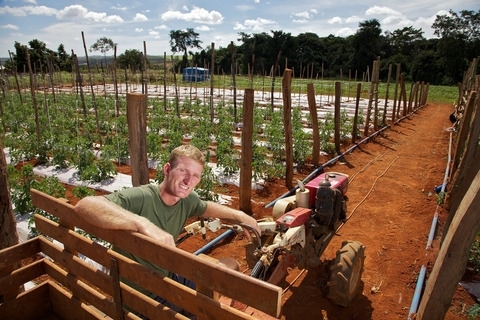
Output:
[
  {"xmin": 408, "ymin": 265, "xmax": 426, "ymax": 320},
  {"xmin": 409, "ymin": 108, "xmax": 453, "ymax": 318},
  {"xmin": 193, "ymin": 229, "xmax": 234, "ymax": 256}
]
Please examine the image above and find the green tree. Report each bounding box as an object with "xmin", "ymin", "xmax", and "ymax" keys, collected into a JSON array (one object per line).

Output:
[
  {"xmin": 169, "ymin": 28, "xmax": 202, "ymax": 69},
  {"xmin": 90, "ymin": 37, "xmax": 117, "ymax": 65},
  {"xmin": 56, "ymin": 44, "xmax": 73, "ymax": 72},
  {"xmin": 12, "ymin": 39, "xmax": 55, "ymax": 73},
  {"xmin": 432, "ymin": 9, "xmax": 480, "ymax": 84},
  {"xmin": 117, "ymin": 49, "xmax": 144, "ymax": 71},
  {"xmin": 349, "ymin": 19, "xmax": 383, "ymax": 77}
]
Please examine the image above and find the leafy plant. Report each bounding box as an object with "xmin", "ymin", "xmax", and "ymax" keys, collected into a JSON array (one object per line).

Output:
[
  {"xmin": 468, "ymin": 299, "xmax": 480, "ymax": 320},
  {"xmin": 7, "ymin": 163, "xmax": 37, "ymax": 215},
  {"xmin": 195, "ymin": 153, "xmax": 219, "ymax": 202},
  {"xmin": 72, "ymin": 185, "xmax": 96, "ymax": 199},
  {"xmin": 319, "ymin": 111, "xmax": 336, "ymax": 154},
  {"xmin": 215, "ymin": 105, "xmax": 238, "ymax": 176},
  {"xmin": 292, "ymin": 106, "xmax": 311, "ymax": 169},
  {"xmin": 468, "ymin": 232, "xmax": 480, "ymax": 273}
]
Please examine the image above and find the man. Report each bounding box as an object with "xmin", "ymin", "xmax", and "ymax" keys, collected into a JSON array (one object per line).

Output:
[{"xmin": 74, "ymin": 144, "xmax": 260, "ymax": 314}]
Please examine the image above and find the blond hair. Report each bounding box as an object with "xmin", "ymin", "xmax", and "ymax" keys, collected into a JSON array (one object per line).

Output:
[{"xmin": 168, "ymin": 144, "xmax": 205, "ymax": 168}]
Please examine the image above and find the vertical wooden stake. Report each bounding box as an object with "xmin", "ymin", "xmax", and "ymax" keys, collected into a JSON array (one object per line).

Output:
[
  {"xmin": 239, "ymin": 89, "xmax": 254, "ymax": 214},
  {"xmin": 334, "ymin": 81, "xmax": 341, "ymax": 155},
  {"xmin": 307, "ymin": 83, "xmax": 319, "ymax": 166},
  {"xmin": 352, "ymin": 83, "xmax": 362, "ymax": 144},
  {"xmin": 126, "ymin": 93, "xmax": 149, "ymax": 186},
  {"xmin": 282, "ymin": 69, "xmax": 293, "ymax": 189}
]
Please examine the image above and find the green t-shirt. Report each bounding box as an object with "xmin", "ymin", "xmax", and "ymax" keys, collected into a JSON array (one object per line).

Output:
[{"xmin": 105, "ymin": 184, "xmax": 207, "ymax": 277}]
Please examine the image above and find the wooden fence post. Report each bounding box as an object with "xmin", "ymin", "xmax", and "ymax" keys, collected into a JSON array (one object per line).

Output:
[
  {"xmin": 334, "ymin": 81, "xmax": 341, "ymax": 154},
  {"xmin": 417, "ymin": 168, "xmax": 480, "ymax": 319},
  {"xmin": 239, "ymin": 89, "xmax": 254, "ymax": 214},
  {"xmin": 282, "ymin": 69, "xmax": 293, "ymax": 189},
  {"xmin": 126, "ymin": 92, "xmax": 149, "ymax": 187},
  {"xmin": 307, "ymin": 83, "xmax": 319, "ymax": 166},
  {"xmin": 352, "ymin": 83, "xmax": 362, "ymax": 144}
]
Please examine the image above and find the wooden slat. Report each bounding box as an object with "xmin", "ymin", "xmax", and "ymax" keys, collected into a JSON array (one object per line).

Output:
[
  {"xmin": 43, "ymin": 258, "xmax": 117, "ymax": 318},
  {"xmin": 0, "ymin": 281, "xmax": 52, "ymax": 319},
  {"xmin": 0, "ymin": 237, "xmax": 41, "ymax": 270},
  {"xmin": 35, "ymin": 216, "xmax": 258, "ymax": 319},
  {"xmin": 32, "ymin": 189, "xmax": 282, "ymax": 318},
  {"xmin": 35, "ymin": 216, "xmax": 258, "ymax": 320},
  {"xmin": 47, "ymin": 280, "xmax": 106, "ymax": 320},
  {"xmin": 0, "ymin": 258, "xmax": 45, "ymax": 295}
]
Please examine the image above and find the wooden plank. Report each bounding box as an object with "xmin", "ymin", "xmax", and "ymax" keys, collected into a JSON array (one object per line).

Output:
[
  {"xmin": 417, "ymin": 169, "xmax": 480, "ymax": 319},
  {"xmin": 0, "ymin": 237, "xmax": 41, "ymax": 270},
  {"xmin": 47, "ymin": 280, "xmax": 106, "ymax": 320},
  {"xmin": 31, "ymin": 189, "xmax": 283, "ymax": 317},
  {"xmin": 0, "ymin": 258, "xmax": 45, "ymax": 295},
  {"xmin": 43, "ymin": 258, "xmax": 118, "ymax": 318},
  {"xmin": 0, "ymin": 281, "xmax": 52, "ymax": 319},
  {"xmin": 35, "ymin": 215, "xmax": 264, "ymax": 319}
]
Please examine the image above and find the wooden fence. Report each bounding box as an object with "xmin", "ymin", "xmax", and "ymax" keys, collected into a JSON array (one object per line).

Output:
[{"xmin": 0, "ymin": 189, "xmax": 282, "ymax": 319}]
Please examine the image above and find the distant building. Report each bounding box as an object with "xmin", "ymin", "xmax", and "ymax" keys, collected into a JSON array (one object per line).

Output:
[{"xmin": 182, "ymin": 67, "xmax": 210, "ymax": 82}]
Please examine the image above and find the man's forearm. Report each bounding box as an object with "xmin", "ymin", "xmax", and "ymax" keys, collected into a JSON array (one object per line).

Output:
[{"xmin": 74, "ymin": 196, "xmax": 176, "ymax": 246}]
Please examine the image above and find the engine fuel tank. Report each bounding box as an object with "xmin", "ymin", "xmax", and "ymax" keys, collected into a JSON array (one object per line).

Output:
[{"xmin": 305, "ymin": 172, "xmax": 349, "ymax": 205}]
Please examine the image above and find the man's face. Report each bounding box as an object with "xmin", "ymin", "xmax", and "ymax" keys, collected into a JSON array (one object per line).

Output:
[{"xmin": 163, "ymin": 156, "xmax": 203, "ymax": 199}]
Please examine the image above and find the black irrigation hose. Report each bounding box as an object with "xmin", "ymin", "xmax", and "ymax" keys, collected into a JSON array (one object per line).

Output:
[{"xmin": 265, "ymin": 103, "xmax": 428, "ymax": 209}]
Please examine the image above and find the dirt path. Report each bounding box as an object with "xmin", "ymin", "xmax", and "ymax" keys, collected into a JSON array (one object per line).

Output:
[{"xmin": 178, "ymin": 102, "xmax": 475, "ymax": 319}]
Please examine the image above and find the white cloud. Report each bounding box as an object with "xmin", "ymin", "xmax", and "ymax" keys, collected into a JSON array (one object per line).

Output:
[
  {"xmin": 111, "ymin": 5, "xmax": 127, "ymax": 11},
  {"xmin": 292, "ymin": 9, "xmax": 317, "ymax": 19},
  {"xmin": 1, "ymin": 24, "xmax": 19, "ymax": 30},
  {"xmin": 56, "ymin": 5, "xmax": 124, "ymax": 23},
  {"xmin": 24, "ymin": 0, "xmax": 37, "ymax": 4},
  {"xmin": 196, "ymin": 25, "xmax": 211, "ymax": 31},
  {"xmin": 234, "ymin": 17, "xmax": 276, "ymax": 31},
  {"xmin": 328, "ymin": 17, "xmax": 343, "ymax": 24},
  {"xmin": 345, "ymin": 16, "xmax": 362, "ymax": 24},
  {"xmin": 135, "ymin": 28, "xmax": 143, "ymax": 32},
  {"xmin": 366, "ymin": 6, "xmax": 401, "ymax": 17},
  {"xmin": 0, "ymin": 5, "xmax": 57, "ymax": 16},
  {"xmin": 133, "ymin": 13, "xmax": 148, "ymax": 21},
  {"xmin": 154, "ymin": 25, "xmax": 168, "ymax": 30},
  {"xmin": 161, "ymin": 7, "xmax": 223, "ymax": 25},
  {"xmin": 336, "ymin": 27, "xmax": 355, "ymax": 37}
]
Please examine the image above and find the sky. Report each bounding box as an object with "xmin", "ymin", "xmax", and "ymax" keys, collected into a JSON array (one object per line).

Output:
[{"xmin": 0, "ymin": 0, "xmax": 478, "ymax": 58}]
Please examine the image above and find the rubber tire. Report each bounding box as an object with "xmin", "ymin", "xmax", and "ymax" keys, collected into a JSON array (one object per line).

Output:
[{"xmin": 327, "ymin": 240, "xmax": 366, "ymax": 307}]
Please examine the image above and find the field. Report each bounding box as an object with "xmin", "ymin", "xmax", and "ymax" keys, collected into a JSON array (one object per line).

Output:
[{"xmin": 3, "ymin": 75, "xmax": 478, "ymax": 319}]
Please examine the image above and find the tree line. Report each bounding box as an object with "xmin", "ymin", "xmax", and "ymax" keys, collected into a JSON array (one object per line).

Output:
[{"xmin": 3, "ymin": 9, "xmax": 479, "ymax": 86}]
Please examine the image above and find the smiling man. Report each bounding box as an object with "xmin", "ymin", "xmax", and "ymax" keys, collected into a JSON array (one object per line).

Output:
[{"xmin": 74, "ymin": 144, "xmax": 259, "ymax": 315}]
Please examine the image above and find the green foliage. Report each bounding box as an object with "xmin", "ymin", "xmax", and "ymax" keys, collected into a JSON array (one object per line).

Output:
[
  {"xmin": 72, "ymin": 185, "xmax": 96, "ymax": 199},
  {"xmin": 7, "ymin": 163, "xmax": 37, "ymax": 215},
  {"xmin": 215, "ymin": 105, "xmax": 238, "ymax": 176},
  {"xmin": 468, "ymin": 299, "xmax": 480, "ymax": 320},
  {"xmin": 263, "ymin": 109, "xmax": 285, "ymax": 163},
  {"xmin": 195, "ymin": 154, "xmax": 219, "ymax": 202},
  {"xmin": 468, "ymin": 232, "xmax": 480, "ymax": 273},
  {"xmin": 27, "ymin": 175, "xmax": 66, "ymax": 237},
  {"xmin": 320, "ymin": 111, "xmax": 336, "ymax": 154},
  {"xmin": 117, "ymin": 49, "xmax": 144, "ymax": 71},
  {"xmin": 292, "ymin": 107, "xmax": 311, "ymax": 168}
]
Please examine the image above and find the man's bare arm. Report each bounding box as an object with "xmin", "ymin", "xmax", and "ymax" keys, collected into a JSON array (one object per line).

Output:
[
  {"xmin": 203, "ymin": 201, "xmax": 261, "ymax": 238},
  {"xmin": 74, "ymin": 196, "xmax": 175, "ymax": 247}
]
